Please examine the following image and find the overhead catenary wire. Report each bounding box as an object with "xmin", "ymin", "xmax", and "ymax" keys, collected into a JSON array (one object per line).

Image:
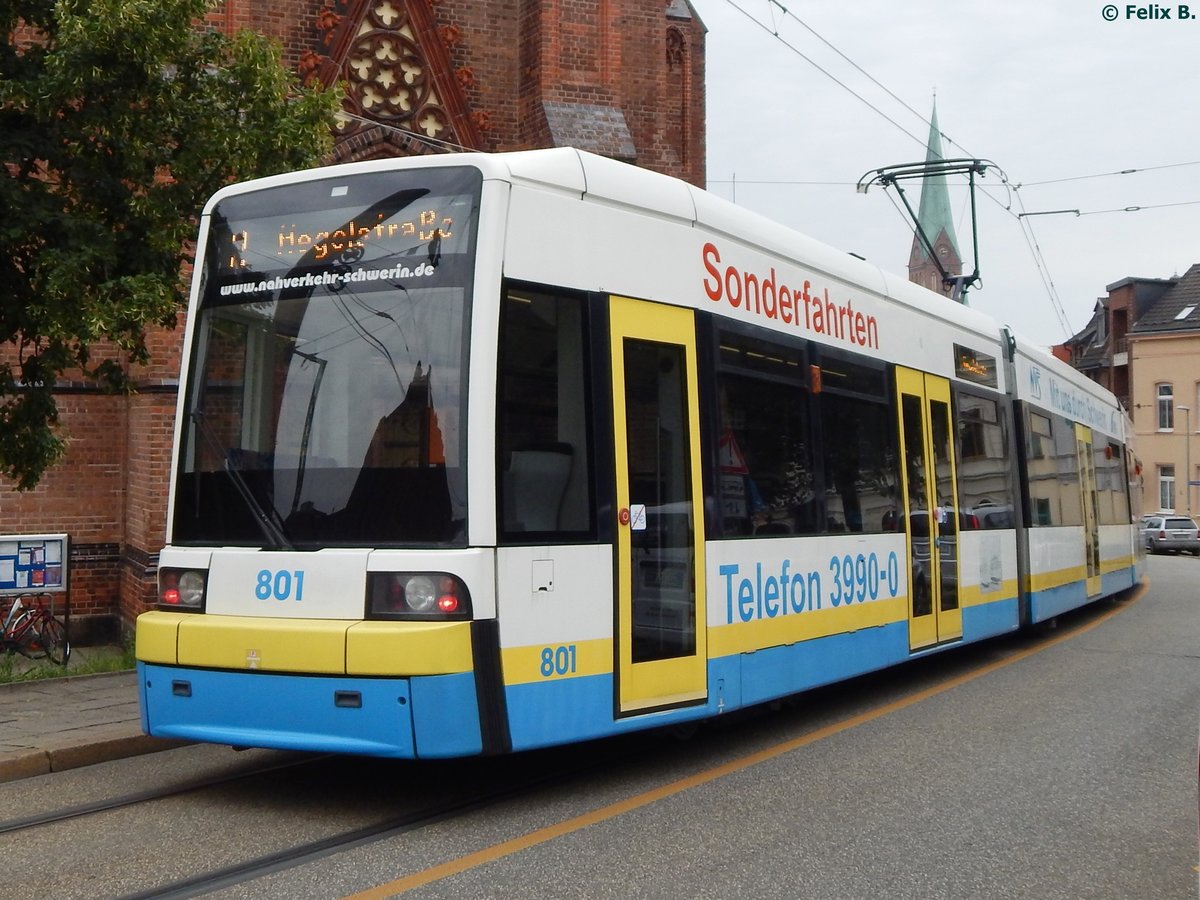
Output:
[
  {"xmin": 714, "ymin": 0, "xmax": 930, "ymax": 153},
  {"xmin": 712, "ymin": 0, "xmax": 1147, "ymax": 338},
  {"xmin": 765, "ymin": 0, "xmax": 944, "ymax": 145},
  {"xmin": 765, "ymin": 8, "xmax": 1200, "ymax": 196},
  {"xmin": 1076, "ymin": 198, "xmax": 1200, "ymax": 216},
  {"xmin": 1011, "ymin": 192, "xmax": 1074, "ymax": 337},
  {"xmin": 758, "ymin": 6, "xmax": 1200, "ymax": 197},
  {"xmin": 1018, "ymin": 160, "xmax": 1200, "ymax": 188},
  {"xmin": 718, "ymin": 3, "xmax": 1055, "ymax": 297},
  {"xmin": 707, "ymin": 179, "xmax": 858, "ymax": 185}
]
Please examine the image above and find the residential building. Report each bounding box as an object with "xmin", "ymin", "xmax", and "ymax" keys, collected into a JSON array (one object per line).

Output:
[
  {"xmin": 1126, "ymin": 263, "xmax": 1200, "ymax": 516},
  {"xmin": 1056, "ymin": 274, "xmax": 1175, "ymax": 412}
]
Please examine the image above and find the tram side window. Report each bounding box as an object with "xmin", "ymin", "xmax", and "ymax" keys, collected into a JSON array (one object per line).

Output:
[
  {"xmin": 1024, "ymin": 408, "xmax": 1082, "ymax": 526},
  {"xmin": 817, "ymin": 353, "xmax": 896, "ymax": 534},
  {"xmin": 497, "ymin": 287, "xmax": 593, "ymax": 538},
  {"xmin": 1095, "ymin": 442, "xmax": 1129, "ymax": 525},
  {"xmin": 955, "ymin": 392, "xmax": 1015, "ymax": 529},
  {"xmin": 1129, "ymin": 452, "xmax": 1146, "ymax": 522},
  {"xmin": 1113, "ymin": 443, "xmax": 1130, "ymax": 523},
  {"xmin": 715, "ymin": 329, "xmax": 816, "ymax": 536}
]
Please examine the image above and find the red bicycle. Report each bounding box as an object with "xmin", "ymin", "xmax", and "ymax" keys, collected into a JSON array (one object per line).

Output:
[{"xmin": 1, "ymin": 593, "xmax": 70, "ymax": 665}]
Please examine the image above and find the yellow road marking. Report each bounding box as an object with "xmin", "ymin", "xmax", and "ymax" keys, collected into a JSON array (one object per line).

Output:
[{"xmin": 345, "ymin": 582, "xmax": 1147, "ymax": 899}]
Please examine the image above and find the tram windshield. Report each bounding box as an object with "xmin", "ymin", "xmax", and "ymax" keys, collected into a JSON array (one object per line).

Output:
[{"xmin": 172, "ymin": 166, "xmax": 482, "ymax": 548}]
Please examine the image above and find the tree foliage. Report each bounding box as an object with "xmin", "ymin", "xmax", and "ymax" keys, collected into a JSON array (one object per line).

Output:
[{"xmin": 0, "ymin": 0, "xmax": 341, "ymax": 488}]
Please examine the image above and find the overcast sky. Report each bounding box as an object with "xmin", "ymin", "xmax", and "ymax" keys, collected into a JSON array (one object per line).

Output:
[{"xmin": 689, "ymin": 0, "xmax": 1198, "ymax": 349}]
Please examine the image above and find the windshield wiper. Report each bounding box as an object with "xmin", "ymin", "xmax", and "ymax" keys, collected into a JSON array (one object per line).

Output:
[
  {"xmin": 287, "ymin": 348, "xmax": 327, "ymax": 516},
  {"xmin": 190, "ymin": 410, "xmax": 294, "ymax": 550}
]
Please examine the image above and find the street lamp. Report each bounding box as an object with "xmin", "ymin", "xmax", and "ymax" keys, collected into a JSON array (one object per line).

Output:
[{"xmin": 1178, "ymin": 405, "xmax": 1191, "ymax": 515}]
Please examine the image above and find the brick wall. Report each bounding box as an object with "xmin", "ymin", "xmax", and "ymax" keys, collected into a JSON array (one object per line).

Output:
[
  {"xmin": 0, "ymin": 389, "xmax": 128, "ymax": 642},
  {"xmin": 220, "ymin": 0, "xmax": 706, "ymax": 179},
  {"xmin": 435, "ymin": 0, "xmax": 525, "ymax": 148},
  {"xmin": 0, "ymin": 0, "xmax": 706, "ymax": 639},
  {"xmin": 468, "ymin": 0, "xmax": 707, "ymax": 183}
]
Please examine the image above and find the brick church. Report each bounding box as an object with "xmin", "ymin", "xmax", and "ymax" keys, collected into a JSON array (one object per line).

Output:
[{"xmin": 1, "ymin": 0, "xmax": 707, "ymax": 642}]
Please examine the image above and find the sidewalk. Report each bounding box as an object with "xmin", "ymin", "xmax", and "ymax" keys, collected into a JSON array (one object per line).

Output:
[{"xmin": 0, "ymin": 660, "xmax": 186, "ymax": 783}]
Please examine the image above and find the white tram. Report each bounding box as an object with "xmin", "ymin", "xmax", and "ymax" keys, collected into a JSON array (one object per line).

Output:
[{"xmin": 135, "ymin": 148, "xmax": 1142, "ymax": 757}]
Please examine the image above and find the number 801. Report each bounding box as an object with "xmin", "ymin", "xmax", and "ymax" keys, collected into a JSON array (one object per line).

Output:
[
  {"xmin": 255, "ymin": 569, "xmax": 305, "ymax": 601},
  {"xmin": 539, "ymin": 644, "xmax": 577, "ymax": 677}
]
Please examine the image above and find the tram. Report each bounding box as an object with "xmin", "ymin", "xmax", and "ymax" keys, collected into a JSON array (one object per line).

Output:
[{"xmin": 135, "ymin": 148, "xmax": 1142, "ymax": 758}]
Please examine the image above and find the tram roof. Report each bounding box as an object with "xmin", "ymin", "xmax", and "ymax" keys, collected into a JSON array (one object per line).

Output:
[
  {"xmin": 494, "ymin": 148, "xmax": 1008, "ymax": 341},
  {"xmin": 202, "ymin": 148, "xmax": 1093, "ymax": 385}
]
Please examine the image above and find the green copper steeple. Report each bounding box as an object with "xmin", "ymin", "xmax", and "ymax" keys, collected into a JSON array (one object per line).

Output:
[
  {"xmin": 907, "ymin": 100, "xmax": 964, "ymax": 299},
  {"xmin": 916, "ymin": 103, "xmax": 960, "ymax": 260}
]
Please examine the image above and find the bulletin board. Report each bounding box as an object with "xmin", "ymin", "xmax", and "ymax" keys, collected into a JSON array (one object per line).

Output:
[{"xmin": 0, "ymin": 534, "xmax": 68, "ymax": 596}]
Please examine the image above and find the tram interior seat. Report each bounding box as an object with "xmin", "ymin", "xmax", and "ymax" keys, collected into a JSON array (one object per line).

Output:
[{"xmin": 504, "ymin": 443, "xmax": 573, "ymax": 532}]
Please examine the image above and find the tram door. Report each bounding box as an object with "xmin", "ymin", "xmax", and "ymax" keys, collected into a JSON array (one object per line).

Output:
[
  {"xmin": 1075, "ymin": 424, "xmax": 1102, "ymax": 596},
  {"xmin": 609, "ymin": 295, "xmax": 707, "ymax": 714},
  {"xmin": 896, "ymin": 367, "xmax": 963, "ymax": 651}
]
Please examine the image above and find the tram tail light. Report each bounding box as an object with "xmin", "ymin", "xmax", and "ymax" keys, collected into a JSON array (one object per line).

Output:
[
  {"xmin": 158, "ymin": 568, "xmax": 207, "ymax": 612},
  {"xmin": 367, "ymin": 572, "xmax": 472, "ymax": 620}
]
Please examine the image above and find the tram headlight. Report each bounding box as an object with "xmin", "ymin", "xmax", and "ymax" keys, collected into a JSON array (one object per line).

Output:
[
  {"xmin": 158, "ymin": 568, "xmax": 207, "ymax": 612},
  {"xmin": 367, "ymin": 572, "xmax": 472, "ymax": 620},
  {"xmin": 404, "ymin": 576, "xmax": 437, "ymax": 612}
]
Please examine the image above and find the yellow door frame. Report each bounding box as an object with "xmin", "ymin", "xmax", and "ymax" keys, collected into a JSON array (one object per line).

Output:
[
  {"xmin": 1075, "ymin": 423, "xmax": 1103, "ymax": 597},
  {"xmin": 610, "ymin": 295, "xmax": 707, "ymax": 713},
  {"xmin": 896, "ymin": 367, "xmax": 963, "ymax": 650}
]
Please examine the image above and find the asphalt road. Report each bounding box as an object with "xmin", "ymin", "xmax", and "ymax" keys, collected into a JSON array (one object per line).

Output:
[{"xmin": 3, "ymin": 555, "xmax": 1196, "ymax": 899}]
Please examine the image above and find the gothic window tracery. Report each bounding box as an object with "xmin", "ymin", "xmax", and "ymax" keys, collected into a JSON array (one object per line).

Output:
[
  {"xmin": 339, "ymin": 1, "xmax": 450, "ymax": 138},
  {"xmin": 666, "ymin": 27, "xmax": 685, "ymax": 69}
]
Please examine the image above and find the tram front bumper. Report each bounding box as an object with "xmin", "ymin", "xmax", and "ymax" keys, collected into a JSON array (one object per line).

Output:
[
  {"xmin": 135, "ymin": 612, "xmax": 483, "ymax": 758},
  {"xmin": 137, "ymin": 663, "xmax": 482, "ymax": 758}
]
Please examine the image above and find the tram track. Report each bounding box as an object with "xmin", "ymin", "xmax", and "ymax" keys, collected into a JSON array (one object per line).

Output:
[
  {"xmin": 107, "ymin": 738, "xmax": 651, "ymax": 900},
  {"xmin": 114, "ymin": 773, "xmax": 568, "ymax": 900},
  {"xmin": 0, "ymin": 751, "xmax": 328, "ymax": 836},
  {"xmin": 4, "ymin": 733, "xmax": 643, "ymax": 899}
]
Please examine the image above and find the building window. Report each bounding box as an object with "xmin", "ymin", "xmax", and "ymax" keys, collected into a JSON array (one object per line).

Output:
[
  {"xmin": 1158, "ymin": 465, "xmax": 1175, "ymax": 512},
  {"xmin": 1157, "ymin": 383, "xmax": 1174, "ymax": 430}
]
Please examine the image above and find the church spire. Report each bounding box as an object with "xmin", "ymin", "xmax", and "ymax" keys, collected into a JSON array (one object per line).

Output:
[{"xmin": 908, "ymin": 100, "xmax": 964, "ymax": 300}]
